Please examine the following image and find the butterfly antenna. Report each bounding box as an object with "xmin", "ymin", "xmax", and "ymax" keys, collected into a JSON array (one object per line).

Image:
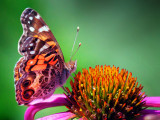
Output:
[
  {"xmin": 70, "ymin": 42, "xmax": 81, "ymax": 61},
  {"xmin": 70, "ymin": 26, "xmax": 80, "ymax": 61}
]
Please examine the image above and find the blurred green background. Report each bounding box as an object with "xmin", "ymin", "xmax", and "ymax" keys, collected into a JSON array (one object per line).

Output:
[{"xmin": 0, "ymin": 0, "xmax": 160, "ymax": 120}]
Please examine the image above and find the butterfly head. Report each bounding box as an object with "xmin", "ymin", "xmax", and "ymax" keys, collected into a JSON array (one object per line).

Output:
[{"xmin": 65, "ymin": 60, "xmax": 77, "ymax": 76}]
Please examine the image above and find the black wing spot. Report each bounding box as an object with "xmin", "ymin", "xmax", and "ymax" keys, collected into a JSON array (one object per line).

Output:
[
  {"xmin": 29, "ymin": 71, "xmax": 36, "ymax": 77},
  {"xmin": 31, "ymin": 55, "xmax": 36, "ymax": 59},
  {"xmin": 35, "ymin": 38, "xmax": 38, "ymax": 42},
  {"xmin": 22, "ymin": 49, "xmax": 26, "ymax": 53},
  {"xmin": 51, "ymin": 69, "xmax": 55, "ymax": 76},
  {"xmin": 30, "ymin": 46, "xmax": 34, "ymax": 51},
  {"xmin": 45, "ymin": 78, "xmax": 48, "ymax": 82},
  {"xmin": 23, "ymin": 89, "xmax": 34, "ymax": 99},
  {"xmin": 39, "ymin": 76, "xmax": 44, "ymax": 83},
  {"xmin": 32, "ymin": 10, "xmax": 37, "ymax": 16},
  {"xmin": 50, "ymin": 80, "xmax": 55, "ymax": 87},
  {"xmin": 42, "ymin": 70, "xmax": 48, "ymax": 76},
  {"xmin": 24, "ymin": 8, "xmax": 32, "ymax": 15},
  {"xmin": 22, "ymin": 80, "xmax": 31, "ymax": 87}
]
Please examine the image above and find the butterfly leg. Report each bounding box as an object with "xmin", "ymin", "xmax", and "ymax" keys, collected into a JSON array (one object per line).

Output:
[
  {"xmin": 61, "ymin": 86, "xmax": 70, "ymax": 95},
  {"xmin": 70, "ymin": 74, "xmax": 75, "ymax": 80}
]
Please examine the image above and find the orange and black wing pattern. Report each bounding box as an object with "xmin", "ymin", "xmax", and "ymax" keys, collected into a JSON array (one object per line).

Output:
[{"xmin": 14, "ymin": 8, "xmax": 67, "ymax": 105}]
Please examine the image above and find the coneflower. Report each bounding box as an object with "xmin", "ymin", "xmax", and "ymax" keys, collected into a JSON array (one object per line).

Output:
[{"xmin": 24, "ymin": 65, "xmax": 160, "ymax": 120}]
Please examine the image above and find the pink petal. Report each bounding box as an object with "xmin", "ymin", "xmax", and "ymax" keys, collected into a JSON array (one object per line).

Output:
[
  {"xmin": 29, "ymin": 94, "xmax": 67, "ymax": 105},
  {"xmin": 36, "ymin": 111, "xmax": 76, "ymax": 120},
  {"xmin": 136, "ymin": 109, "xmax": 160, "ymax": 120},
  {"xmin": 24, "ymin": 94, "xmax": 69, "ymax": 120},
  {"xmin": 142, "ymin": 109, "xmax": 160, "ymax": 114},
  {"xmin": 143, "ymin": 97, "xmax": 160, "ymax": 107}
]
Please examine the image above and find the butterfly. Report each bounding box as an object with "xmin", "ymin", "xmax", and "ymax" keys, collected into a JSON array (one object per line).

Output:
[{"xmin": 14, "ymin": 8, "xmax": 77, "ymax": 105}]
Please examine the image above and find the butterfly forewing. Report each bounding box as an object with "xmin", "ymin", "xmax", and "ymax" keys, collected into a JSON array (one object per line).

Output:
[{"xmin": 19, "ymin": 8, "xmax": 64, "ymax": 60}]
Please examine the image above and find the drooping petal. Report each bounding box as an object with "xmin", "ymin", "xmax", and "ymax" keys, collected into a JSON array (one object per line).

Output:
[
  {"xmin": 36, "ymin": 111, "xmax": 76, "ymax": 120},
  {"xmin": 24, "ymin": 94, "xmax": 69, "ymax": 120},
  {"xmin": 143, "ymin": 97, "xmax": 160, "ymax": 107},
  {"xmin": 137, "ymin": 109, "xmax": 160, "ymax": 120}
]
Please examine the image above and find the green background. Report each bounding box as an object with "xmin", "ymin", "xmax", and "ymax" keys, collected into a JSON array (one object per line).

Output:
[{"xmin": 0, "ymin": 0, "xmax": 160, "ymax": 120}]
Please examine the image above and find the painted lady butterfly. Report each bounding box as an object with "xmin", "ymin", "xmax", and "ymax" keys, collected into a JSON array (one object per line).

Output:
[{"xmin": 14, "ymin": 8, "xmax": 77, "ymax": 105}]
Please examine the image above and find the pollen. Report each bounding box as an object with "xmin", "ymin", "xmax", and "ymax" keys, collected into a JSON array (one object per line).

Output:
[{"xmin": 65, "ymin": 65, "xmax": 146, "ymax": 120}]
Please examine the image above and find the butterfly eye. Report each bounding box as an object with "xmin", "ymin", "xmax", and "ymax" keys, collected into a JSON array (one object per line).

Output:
[
  {"xmin": 23, "ymin": 89, "xmax": 34, "ymax": 99},
  {"xmin": 22, "ymin": 80, "xmax": 31, "ymax": 87}
]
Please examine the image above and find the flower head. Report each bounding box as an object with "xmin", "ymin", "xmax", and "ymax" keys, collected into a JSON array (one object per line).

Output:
[
  {"xmin": 65, "ymin": 65, "xmax": 146, "ymax": 120},
  {"xmin": 24, "ymin": 65, "xmax": 160, "ymax": 120}
]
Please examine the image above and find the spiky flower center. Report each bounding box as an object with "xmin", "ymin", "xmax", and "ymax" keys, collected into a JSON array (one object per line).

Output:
[{"xmin": 65, "ymin": 65, "xmax": 146, "ymax": 120}]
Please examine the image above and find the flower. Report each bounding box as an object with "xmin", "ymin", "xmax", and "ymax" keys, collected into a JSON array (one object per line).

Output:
[{"xmin": 24, "ymin": 65, "xmax": 160, "ymax": 120}]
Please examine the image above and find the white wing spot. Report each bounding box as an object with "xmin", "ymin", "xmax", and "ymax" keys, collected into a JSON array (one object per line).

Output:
[
  {"xmin": 35, "ymin": 14, "xmax": 40, "ymax": 19},
  {"xmin": 39, "ymin": 45, "xmax": 49, "ymax": 52},
  {"xmin": 30, "ymin": 51, "xmax": 35, "ymax": 54},
  {"xmin": 29, "ymin": 43, "xmax": 34, "ymax": 46},
  {"xmin": 25, "ymin": 15, "xmax": 28, "ymax": 18},
  {"xmin": 28, "ymin": 21, "xmax": 30, "ymax": 24},
  {"xmin": 38, "ymin": 26, "xmax": 49, "ymax": 33},
  {"xmin": 30, "ymin": 61, "xmax": 33, "ymax": 64},
  {"xmin": 29, "ymin": 16, "xmax": 33, "ymax": 20},
  {"xmin": 29, "ymin": 27, "xmax": 35, "ymax": 32}
]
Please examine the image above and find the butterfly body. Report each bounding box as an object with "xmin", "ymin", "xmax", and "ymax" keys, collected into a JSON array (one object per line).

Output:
[{"xmin": 14, "ymin": 8, "xmax": 77, "ymax": 105}]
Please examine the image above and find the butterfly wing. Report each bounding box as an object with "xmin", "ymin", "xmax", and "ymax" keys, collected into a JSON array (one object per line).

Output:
[
  {"xmin": 18, "ymin": 8, "xmax": 64, "ymax": 60},
  {"xmin": 14, "ymin": 8, "xmax": 68, "ymax": 105}
]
